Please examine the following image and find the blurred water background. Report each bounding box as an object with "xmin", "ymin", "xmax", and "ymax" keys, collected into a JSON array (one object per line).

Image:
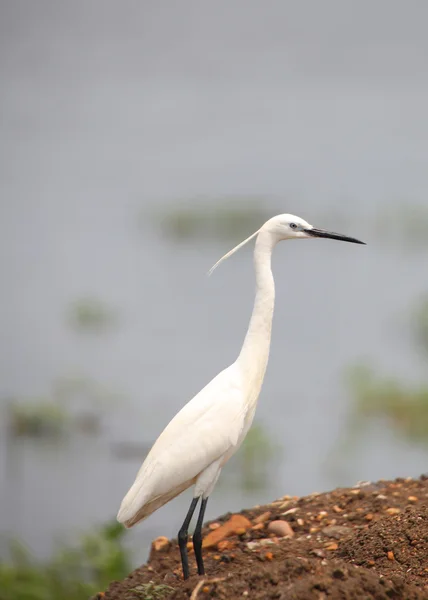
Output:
[{"xmin": 1, "ymin": 0, "xmax": 428, "ymax": 580}]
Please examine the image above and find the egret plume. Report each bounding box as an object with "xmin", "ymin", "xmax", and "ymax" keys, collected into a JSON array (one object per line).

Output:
[{"xmin": 208, "ymin": 228, "xmax": 261, "ymax": 276}]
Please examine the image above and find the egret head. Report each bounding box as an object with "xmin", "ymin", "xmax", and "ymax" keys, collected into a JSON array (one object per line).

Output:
[
  {"xmin": 209, "ymin": 213, "xmax": 365, "ymax": 275},
  {"xmin": 262, "ymin": 213, "xmax": 365, "ymax": 244}
]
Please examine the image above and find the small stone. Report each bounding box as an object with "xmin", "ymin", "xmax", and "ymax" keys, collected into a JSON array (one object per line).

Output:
[
  {"xmin": 267, "ymin": 520, "xmax": 295, "ymax": 538},
  {"xmin": 375, "ymin": 494, "xmax": 387, "ymax": 500},
  {"xmin": 243, "ymin": 591, "xmax": 249, "ymax": 597},
  {"xmin": 387, "ymin": 551, "xmax": 395, "ymax": 561},
  {"xmin": 408, "ymin": 496, "xmax": 418, "ymax": 503},
  {"xmin": 213, "ymin": 554, "xmax": 221, "ymax": 560},
  {"xmin": 332, "ymin": 505, "xmax": 343, "ymax": 513},
  {"xmin": 297, "ymin": 518, "xmax": 304, "ymax": 526},
  {"xmin": 367, "ymin": 560, "xmax": 375, "ymax": 567},
  {"xmin": 259, "ymin": 537, "xmax": 279, "ymax": 546},
  {"xmin": 217, "ymin": 540, "xmax": 235, "ymax": 551},
  {"xmin": 322, "ymin": 525, "xmax": 351, "ymax": 539},
  {"xmin": 253, "ymin": 511, "xmax": 271, "ymax": 524},
  {"xmin": 202, "ymin": 514, "xmax": 252, "ymax": 548},
  {"xmin": 187, "ymin": 541, "xmax": 193, "ymax": 550},
  {"xmin": 309, "ymin": 527, "xmax": 319, "ymax": 533},
  {"xmin": 152, "ymin": 536, "xmax": 170, "ymax": 552},
  {"xmin": 386, "ymin": 507, "xmax": 401, "ymax": 515},
  {"xmin": 310, "ymin": 548, "xmax": 325, "ymax": 558},
  {"xmin": 325, "ymin": 542, "xmax": 338, "ymax": 551},
  {"xmin": 316, "ymin": 511, "xmax": 328, "ymax": 521},
  {"xmin": 365, "ymin": 513, "xmax": 374, "ymax": 521},
  {"xmin": 265, "ymin": 551, "xmax": 274, "ymax": 561},
  {"xmin": 209, "ymin": 522, "xmax": 221, "ymax": 530},
  {"xmin": 246, "ymin": 541, "xmax": 260, "ymax": 551},
  {"xmin": 202, "ymin": 586, "xmax": 210, "ymax": 593},
  {"xmin": 281, "ymin": 507, "xmax": 298, "ymax": 516},
  {"xmin": 251, "ymin": 522, "xmax": 265, "ymax": 531}
]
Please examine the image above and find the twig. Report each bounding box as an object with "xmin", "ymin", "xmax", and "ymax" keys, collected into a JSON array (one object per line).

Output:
[{"xmin": 190, "ymin": 577, "xmax": 226, "ymax": 600}]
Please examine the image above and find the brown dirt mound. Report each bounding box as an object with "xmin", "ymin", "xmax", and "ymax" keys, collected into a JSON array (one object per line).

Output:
[
  {"xmin": 101, "ymin": 476, "xmax": 428, "ymax": 600},
  {"xmin": 339, "ymin": 505, "xmax": 428, "ymax": 586}
]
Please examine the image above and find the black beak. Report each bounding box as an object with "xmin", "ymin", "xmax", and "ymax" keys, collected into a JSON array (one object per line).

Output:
[{"xmin": 304, "ymin": 228, "xmax": 366, "ymax": 245}]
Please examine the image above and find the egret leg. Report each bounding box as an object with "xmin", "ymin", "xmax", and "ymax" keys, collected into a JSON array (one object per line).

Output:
[
  {"xmin": 192, "ymin": 497, "xmax": 208, "ymax": 575},
  {"xmin": 178, "ymin": 497, "xmax": 199, "ymax": 580}
]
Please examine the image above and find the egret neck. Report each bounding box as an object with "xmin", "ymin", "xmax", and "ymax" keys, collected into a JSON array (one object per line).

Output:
[{"xmin": 237, "ymin": 230, "xmax": 276, "ymax": 397}]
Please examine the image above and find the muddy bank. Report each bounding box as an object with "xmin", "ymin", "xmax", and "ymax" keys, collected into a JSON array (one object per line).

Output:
[{"xmin": 101, "ymin": 476, "xmax": 428, "ymax": 599}]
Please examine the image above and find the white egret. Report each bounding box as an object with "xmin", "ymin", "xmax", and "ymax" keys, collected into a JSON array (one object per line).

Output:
[{"xmin": 117, "ymin": 214, "xmax": 365, "ymax": 579}]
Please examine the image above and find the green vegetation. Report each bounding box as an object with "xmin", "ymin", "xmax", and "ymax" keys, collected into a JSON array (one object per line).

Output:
[
  {"xmin": 344, "ymin": 293, "xmax": 428, "ymax": 450},
  {"xmin": 6, "ymin": 400, "xmax": 68, "ymax": 438},
  {"xmin": 67, "ymin": 297, "xmax": 117, "ymax": 333},
  {"xmin": 237, "ymin": 422, "xmax": 278, "ymax": 491},
  {"xmin": 0, "ymin": 522, "xmax": 130, "ymax": 600},
  {"xmin": 345, "ymin": 364, "xmax": 428, "ymax": 445},
  {"xmin": 152, "ymin": 198, "xmax": 274, "ymax": 241},
  {"xmin": 127, "ymin": 582, "xmax": 173, "ymax": 599},
  {"xmin": 4, "ymin": 375, "xmax": 121, "ymax": 440}
]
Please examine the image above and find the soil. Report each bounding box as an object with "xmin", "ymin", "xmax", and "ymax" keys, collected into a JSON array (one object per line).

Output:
[{"xmin": 101, "ymin": 476, "xmax": 428, "ymax": 599}]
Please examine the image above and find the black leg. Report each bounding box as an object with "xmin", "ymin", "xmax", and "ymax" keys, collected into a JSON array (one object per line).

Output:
[
  {"xmin": 192, "ymin": 497, "xmax": 208, "ymax": 576},
  {"xmin": 178, "ymin": 497, "xmax": 199, "ymax": 580}
]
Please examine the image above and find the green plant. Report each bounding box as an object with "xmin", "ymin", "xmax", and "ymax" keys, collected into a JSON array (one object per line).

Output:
[
  {"xmin": 345, "ymin": 364, "xmax": 428, "ymax": 445},
  {"xmin": 6, "ymin": 400, "xmax": 68, "ymax": 438},
  {"xmin": 127, "ymin": 582, "xmax": 173, "ymax": 600},
  {"xmin": 67, "ymin": 297, "xmax": 117, "ymax": 333},
  {"xmin": 238, "ymin": 422, "xmax": 277, "ymax": 491},
  {"xmin": 0, "ymin": 521, "xmax": 130, "ymax": 600},
  {"xmin": 152, "ymin": 198, "xmax": 273, "ymax": 241}
]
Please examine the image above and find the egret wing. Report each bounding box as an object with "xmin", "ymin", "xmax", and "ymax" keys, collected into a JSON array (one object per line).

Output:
[{"xmin": 117, "ymin": 365, "xmax": 245, "ymax": 525}]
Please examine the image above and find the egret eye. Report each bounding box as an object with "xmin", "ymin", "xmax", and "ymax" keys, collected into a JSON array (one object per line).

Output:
[{"xmin": 289, "ymin": 223, "xmax": 297, "ymax": 229}]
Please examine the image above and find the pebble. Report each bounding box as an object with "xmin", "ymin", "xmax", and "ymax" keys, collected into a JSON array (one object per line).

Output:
[
  {"xmin": 386, "ymin": 507, "xmax": 401, "ymax": 515},
  {"xmin": 251, "ymin": 522, "xmax": 265, "ymax": 531},
  {"xmin": 202, "ymin": 514, "xmax": 252, "ymax": 548},
  {"xmin": 310, "ymin": 548, "xmax": 325, "ymax": 558},
  {"xmin": 253, "ymin": 511, "xmax": 271, "ymax": 524},
  {"xmin": 281, "ymin": 507, "xmax": 298, "ymax": 516},
  {"xmin": 387, "ymin": 551, "xmax": 395, "ymax": 561},
  {"xmin": 316, "ymin": 511, "xmax": 328, "ymax": 521},
  {"xmin": 217, "ymin": 540, "xmax": 235, "ymax": 552},
  {"xmin": 267, "ymin": 520, "xmax": 295, "ymax": 538},
  {"xmin": 408, "ymin": 496, "xmax": 418, "ymax": 503},
  {"xmin": 246, "ymin": 541, "xmax": 260, "ymax": 551},
  {"xmin": 152, "ymin": 536, "xmax": 169, "ymax": 552},
  {"xmin": 375, "ymin": 494, "xmax": 387, "ymax": 501},
  {"xmin": 209, "ymin": 522, "xmax": 221, "ymax": 530},
  {"xmin": 322, "ymin": 525, "xmax": 351, "ymax": 539},
  {"xmin": 332, "ymin": 505, "xmax": 343, "ymax": 513},
  {"xmin": 264, "ymin": 551, "xmax": 274, "ymax": 561},
  {"xmin": 325, "ymin": 542, "xmax": 338, "ymax": 551},
  {"xmin": 365, "ymin": 513, "xmax": 374, "ymax": 521}
]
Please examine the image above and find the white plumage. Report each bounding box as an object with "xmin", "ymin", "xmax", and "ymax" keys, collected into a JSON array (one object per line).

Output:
[{"xmin": 117, "ymin": 213, "xmax": 364, "ymax": 579}]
